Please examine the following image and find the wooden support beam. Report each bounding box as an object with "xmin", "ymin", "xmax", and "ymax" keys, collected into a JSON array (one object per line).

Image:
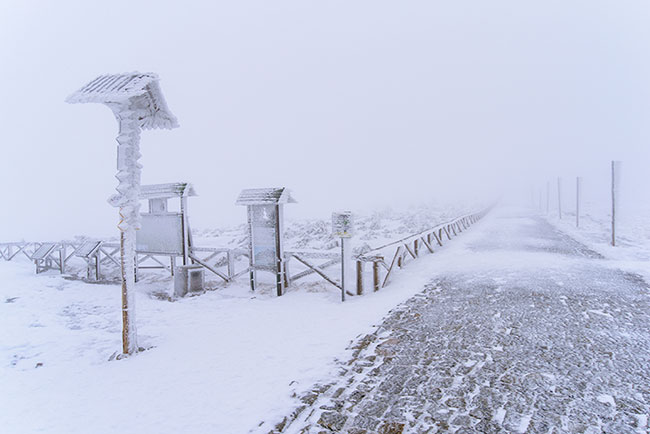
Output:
[
  {"xmin": 382, "ymin": 247, "xmax": 402, "ymax": 288},
  {"xmin": 291, "ymin": 254, "xmax": 342, "ymax": 290},
  {"xmin": 403, "ymin": 243, "xmax": 417, "ymax": 259},
  {"xmin": 189, "ymin": 254, "xmax": 229, "ymax": 282},
  {"xmin": 420, "ymin": 237, "xmax": 435, "ymax": 253}
]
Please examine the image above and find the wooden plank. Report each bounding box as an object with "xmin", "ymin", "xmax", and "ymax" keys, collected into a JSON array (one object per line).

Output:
[
  {"xmin": 99, "ymin": 247, "xmax": 121, "ymax": 267},
  {"xmin": 403, "ymin": 243, "xmax": 417, "ymax": 259},
  {"xmin": 291, "ymin": 254, "xmax": 342, "ymax": 290},
  {"xmin": 381, "ymin": 247, "xmax": 402, "ymax": 288},
  {"xmin": 189, "ymin": 254, "xmax": 229, "ymax": 282},
  {"xmin": 8, "ymin": 243, "xmax": 29, "ymax": 261},
  {"xmin": 291, "ymin": 258, "xmax": 340, "ymax": 281},
  {"xmin": 420, "ymin": 237, "xmax": 435, "ymax": 253}
]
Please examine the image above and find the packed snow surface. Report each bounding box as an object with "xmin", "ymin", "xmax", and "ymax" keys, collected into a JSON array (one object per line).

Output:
[
  {"xmin": 272, "ymin": 209, "xmax": 650, "ymax": 433},
  {"xmin": 0, "ymin": 206, "xmax": 475, "ymax": 433}
]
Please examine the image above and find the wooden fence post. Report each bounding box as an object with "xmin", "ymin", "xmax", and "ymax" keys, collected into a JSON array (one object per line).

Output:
[
  {"xmin": 356, "ymin": 260, "xmax": 364, "ymax": 295},
  {"xmin": 373, "ymin": 261, "xmax": 380, "ymax": 292}
]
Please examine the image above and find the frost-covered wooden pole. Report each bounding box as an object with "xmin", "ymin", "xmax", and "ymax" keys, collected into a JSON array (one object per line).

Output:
[{"xmin": 67, "ymin": 73, "xmax": 178, "ymax": 355}]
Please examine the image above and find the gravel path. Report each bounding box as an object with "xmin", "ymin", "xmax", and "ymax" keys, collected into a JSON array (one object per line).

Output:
[{"xmin": 271, "ymin": 211, "xmax": 650, "ymax": 434}]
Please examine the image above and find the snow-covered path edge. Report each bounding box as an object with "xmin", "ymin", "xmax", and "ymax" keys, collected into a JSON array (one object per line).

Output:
[
  {"xmin": 0, "ymin": 215, "xmax": 492, "ymax": 434},
  {"xmin": 544, "ymin": 213, "xmax": 650, "ymax": 288}
]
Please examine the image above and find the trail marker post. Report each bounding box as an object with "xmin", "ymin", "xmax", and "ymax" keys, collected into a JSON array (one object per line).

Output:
[
  {"xmin": 332, "ymin": 211, "xmax": 354, "ymax": 302},
  {"xmin": 67, "ymin": 73, "xmax": 178, "ymax": 355}
]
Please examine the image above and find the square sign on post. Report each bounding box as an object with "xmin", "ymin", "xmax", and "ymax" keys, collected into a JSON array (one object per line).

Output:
[
  {"xmin": 332, "ymin": 211, "xmax": 354, "ymax": 302},
  {"xmin": 236, "ymin": 188, "xmax": 296, "ymax": 296},
  {"xmin": 332, "ymin": 211, "xmax": 354, "ymax": 238}
]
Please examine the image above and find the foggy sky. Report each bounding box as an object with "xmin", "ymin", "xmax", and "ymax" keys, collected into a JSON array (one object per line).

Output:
[{"xmin": 1, "ymin": 0, "xmax": 649, "ymax": 240}]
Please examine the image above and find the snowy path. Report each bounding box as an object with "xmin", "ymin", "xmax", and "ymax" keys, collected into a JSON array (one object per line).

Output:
[{"xmin": 274, "ymin": 210, "xmax": 650, "ymax": 433}]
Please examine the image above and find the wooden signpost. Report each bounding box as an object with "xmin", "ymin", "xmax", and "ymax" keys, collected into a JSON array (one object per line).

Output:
[{"xmin": 67, "ymin": 72, "xmax": 178, "ymax": 355}]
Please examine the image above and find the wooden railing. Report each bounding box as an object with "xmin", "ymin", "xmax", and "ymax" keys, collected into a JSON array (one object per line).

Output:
[
  {"xmin": 0, "ymin": 208, "xmax": 489, "ymax": 292},
  {"xmin": 355, "ymin": 209, "xmax": 489, "ymax": 294}
]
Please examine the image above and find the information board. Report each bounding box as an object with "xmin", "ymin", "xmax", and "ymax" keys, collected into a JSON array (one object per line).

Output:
[
  {"xmin": 251, "ymin": 205, "xmax": 277, "ymax": 269},
  {"xmin": 136, "ymin": 213, "xmax": 184, "ymax": 255}
]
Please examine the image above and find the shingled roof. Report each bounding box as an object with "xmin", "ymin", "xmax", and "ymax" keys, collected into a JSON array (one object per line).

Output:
[
  {"xmin": 235, "ymin": 188, "xmax": 297, "ymax": 206},
  {"xmin": 66, "ymin": 72, "xmax": 179, "ymax": 130},
  {"xmin": 139, "ymin": 183, "xmax": 197, "ymax": 200}
]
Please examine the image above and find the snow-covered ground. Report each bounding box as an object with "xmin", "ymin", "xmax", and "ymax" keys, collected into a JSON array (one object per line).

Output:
[
  {"xmin": 545, "ymin": 206, "xmax": 650, "ymax": 284},
  {"xmin": 0, "ymin": 205, "xmax": 479, "ymax": 434}
]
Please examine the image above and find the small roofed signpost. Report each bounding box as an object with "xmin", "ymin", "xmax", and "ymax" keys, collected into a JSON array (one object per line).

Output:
[
  {"xmin": 332, "ymin": 211, "xmax": 354, "ymax": 302},
  {"xmin": 236, "ymin": 188, "xmax": 296, "ymax": 296},
  {"xmin": 67, "ymin": 72, "xmax": 178, "ymax": 355}
]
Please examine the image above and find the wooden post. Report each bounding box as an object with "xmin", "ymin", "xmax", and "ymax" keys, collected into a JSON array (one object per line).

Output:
[
  {"xmin": 339, "ymin": 238, "xmax": 348, "ymax": 302},
  {"xmin": 356, "ymin": 260, "xmax": 364, "ymax": 295},
  {"xmin": 546, "ymin": 181, "xmax": 550, "ymax": 214},
  {"xmin": 274, "ymin": 204, "xmax": 285, "ymax": 297},
  {"xmin": 284, "ymin": 257, "xmax": 291, "ymax": 288},
  {"xmin": 373, "ymin": 261, "xmax": 380, "ymax": 292},
  {"xmin": 180, "ymin": 196, "xmax": 190, "ymax": 265},
  {"xmin": 246, "ymin": 207, "xmax": 256, "ymax": 292},
  {"xmin": 557, "ymin": 177, "xmax": 562, "ymax": 219},
  {"xmin": 227, "ymin": 250, "xmax": 235, "ymax": 281}
]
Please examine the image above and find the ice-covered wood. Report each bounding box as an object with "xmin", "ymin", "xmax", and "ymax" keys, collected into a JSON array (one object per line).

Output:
[
  {"xmin": 66, "ymin": 72, "xmax": 178, "ymax": 130},
  {"xmin": 66, "ymin": 71, "xmax": 179, "ymax": 355},
  {"xmin": 235, "ymin": 187, "xmax": 297, "ymax": 205},
  {"xmin": 139, "ymin": 183, "xmax": 196, "ymax": 200}
]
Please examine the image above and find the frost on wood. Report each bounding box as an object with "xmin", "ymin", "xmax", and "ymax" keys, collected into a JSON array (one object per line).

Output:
[{"xmin": 67, "ymin": 72, "xmax": 178, "ymax": 354}]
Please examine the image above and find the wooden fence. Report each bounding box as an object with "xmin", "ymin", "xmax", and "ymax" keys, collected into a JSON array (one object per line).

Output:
[
  {"xmin": 0, "ymin": 208, "xmax": 489, "ymax": 293},
  {"xmin": 355, "ymin": 210, "xmax": 488, "ymax": 294}
]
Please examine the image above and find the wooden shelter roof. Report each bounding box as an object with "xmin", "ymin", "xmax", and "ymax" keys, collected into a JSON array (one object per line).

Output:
[
  {"xmin": 235, "ymin": 188, "xmax": 297, "ymax": 205},
  {"xmin": 66, "ymin": 72, "xmax": 178, "ymax": 130}
]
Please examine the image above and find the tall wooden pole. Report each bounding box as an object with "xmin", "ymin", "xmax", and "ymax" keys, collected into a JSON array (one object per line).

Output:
[
  {"xmin": 67, "ymin": 72, "xmax": 178, "ymax": 356},
  {"xmin": 114, "ymin": 106, "xmax": 142, "ymax": 355}
]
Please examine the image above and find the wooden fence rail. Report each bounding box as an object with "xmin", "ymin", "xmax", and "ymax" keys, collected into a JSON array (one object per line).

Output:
[
  {"xmin": 0, "ymin": 208, "xmax": 489, "ymax": 293},
  {"xmin": 355, "ymin": 209, "xmax": 488, "ymax": 294}
]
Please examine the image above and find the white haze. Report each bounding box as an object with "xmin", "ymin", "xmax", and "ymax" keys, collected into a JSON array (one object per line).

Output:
[{"xmin": 1, "ymin": 0, "xmax": 649, "ymax": 240}]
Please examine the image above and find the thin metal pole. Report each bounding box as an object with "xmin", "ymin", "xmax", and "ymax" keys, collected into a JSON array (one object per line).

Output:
[{"xmin": 546, "ymin": 181, "xmax": 550, "ymax": 214}]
